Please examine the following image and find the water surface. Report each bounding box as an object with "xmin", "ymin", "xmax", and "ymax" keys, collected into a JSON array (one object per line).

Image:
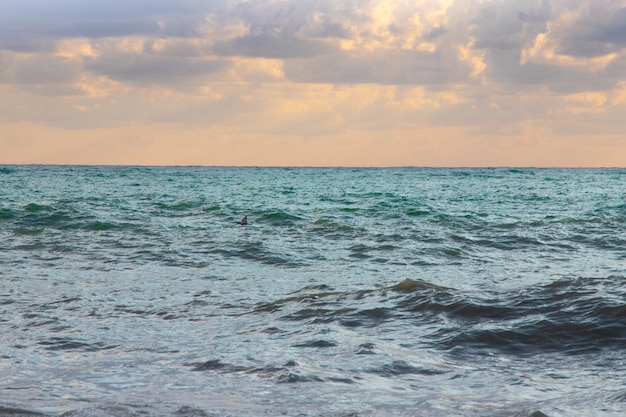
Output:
[{"xmin": 1, "ymin": 166, "xmax": 625, "ymax": 416}]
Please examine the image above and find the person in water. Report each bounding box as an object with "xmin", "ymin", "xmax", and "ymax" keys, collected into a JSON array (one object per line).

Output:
[{"xmin": 238, "ymin": 216, "xmax": 248, "ymax": 225}]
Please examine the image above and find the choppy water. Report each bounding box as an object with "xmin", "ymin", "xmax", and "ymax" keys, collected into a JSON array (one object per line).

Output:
[{"xmin": 1, "ymin": 166, "xmax": 625, "ymax": 417}]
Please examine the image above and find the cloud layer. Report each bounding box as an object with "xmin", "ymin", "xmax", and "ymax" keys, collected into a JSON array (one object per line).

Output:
[{"xmin": 1, "ymin": 0, "xmax": 626, "ymax": 166}]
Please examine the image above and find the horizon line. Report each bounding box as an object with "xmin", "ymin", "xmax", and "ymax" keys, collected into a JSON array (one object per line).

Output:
[{"xmin": 2, "ymin": 164, "xmax": 625, "ymax": 169}]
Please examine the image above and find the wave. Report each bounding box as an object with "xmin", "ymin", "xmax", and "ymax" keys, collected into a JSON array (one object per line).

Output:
[
  {"xmin": 368, "ymin": 360, "xmax": 449, "ymax": 377},
  {"xmin": 310, "ymin": 218, "xmax": 363, "ymax": 238},
  {"xmin": 397, "ymin": 277, "xmax": 626, "ymax": 354},
  {"xmin": 254, "ymin": 209, "xmax": 303, "ymax": 225},
  {"xmin": 154, "ymin": 200, "xmax": 211, "ymax": 213},
  {"xmin": 155, "ymin": 202, "xmax": 197, "ymax": 211},
  {"xmin": 406, "ymin": 209, "xmax": 431, "ymax": 217},
  {"xmin": 37, "ymin": 337, "xmax": 117, "ymax": 352},
  {"xmin": 248, "ymin": 277, "xmax": 626, "ymax": 357},
  {"xmin": 0, "ymin": 406, "xmax": 45, "ymax": 417},
  {"xmin": 0, "ymin": 208, "xmax": 15, "ymax": 220},
  {"xmin": 3, "ymin": 203, "xmax": 142, "ymax": 235},
  {"xmin": 209, "ymin": 241, "xmax": 304, "ymax": 268},
  {"xmin": 189, "ymin": 358, "xmax": 327, "ymax": 384}
]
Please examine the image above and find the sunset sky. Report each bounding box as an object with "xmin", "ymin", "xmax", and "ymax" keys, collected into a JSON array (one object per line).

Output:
[{"xmin": 1, "ymin": 0, "xmax": 626, "ymax": 166}]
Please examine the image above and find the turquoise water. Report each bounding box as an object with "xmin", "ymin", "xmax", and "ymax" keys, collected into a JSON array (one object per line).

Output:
[{"xmin": 1, "ymin": 166, "xmax": 625, "ymax": 416}]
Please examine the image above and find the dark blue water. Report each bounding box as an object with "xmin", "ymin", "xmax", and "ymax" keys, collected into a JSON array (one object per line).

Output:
[{"xmin": 1, "ymin": 166, "xmax": 625, "ymax": 416}]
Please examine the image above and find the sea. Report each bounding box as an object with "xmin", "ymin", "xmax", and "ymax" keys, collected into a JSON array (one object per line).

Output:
[{"xmin": 1, "ymin": 165, "xmax": 625, "ymax": 417}]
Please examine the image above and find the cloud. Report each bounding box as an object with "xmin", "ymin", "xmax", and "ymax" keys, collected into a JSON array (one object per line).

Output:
[
  {"xmin": 212, "ymin": 29, "xmax": 338, "ymax": 59},
  {"xmin": 16, "ymin": 55, "xmax": 81, "ymax": 85},
  {"xmin": 284, "ymin": 47, "xmax": 476, "ymax": 85},
  {"xmin": 0, "ymin": 0, "xmax": 220, "ymax": 55},
  {"xmin": 85, "ymin": 51, "xmax": 228, "ymax": 86},
  {"xmin": 2, "ymin": 0, "xmax": 624, "ymax": 94},
  {"xmin": 459, "ymin": 0, "xmax": 626, "ymax": 95},
  {"xmin": 550, "ymin": 3, "xmax": 626, "ymax": 58},
  {"xmin": 3, "ymin": 0, "xmax": 621, "ymax": 92}
]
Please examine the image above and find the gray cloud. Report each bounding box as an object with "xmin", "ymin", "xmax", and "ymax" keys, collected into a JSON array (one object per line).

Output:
[
  {"xmin": 470, "ymin": 0, "xmax": 548, "ymax": 51},
  {"xmin": 597, "ymin": 7, "xmax": 626, "ymax": 44},
  {"xmin": 604, "ymin": 54, "xmax": 626, "ymax": 82},
  {"xmin": 143, "ymin": 39, "xmax": 212, "ymax": 58},
  {"xmin": 0, "ymin": 52, "xmax": 82, "ymax": 88},
  {"xmin": 50, "ymin": 19, "xmax": 164, "ymax": 39},
  {"xmin": 284, "ymin": 48, "xmax": 474, "ymax": 86},
  {"xmin": 16, "ymin": 55, "xmax": 81, "ymax": 85},
  {"xmin": 424, "ymin": 26, "xmax": 448, "ymax": 41},
  {"xmin": 0, "ymin": 0, "xmax": 221, "ymax": 49},
  {"xmin": 85, "ymin": 52, "xmax": 229, "ymax": 86},
  {"xmin": 555, "ymin": 4, "xmax": 626, "ymax": 58},
  {"xmin": 0, "ymin": 35, "xmax": 58, "ymax": 54},
  {"xmin": 227, "ymin": 0, "xmax": 333, "ymax": 36},
  {"xmin": 463, "ymin": 0, "xmax": 626, "ymax": 93},
  {"xmin": 212, "ymin": 29, "xmax": 337, "ymax": 59},
  {"xmin": 0, "ymin": 52, "xmax": 11, "ymax": 83}
]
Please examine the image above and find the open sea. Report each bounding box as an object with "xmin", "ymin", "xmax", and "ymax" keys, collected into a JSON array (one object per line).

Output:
[{"xmin": 1, "ymin": 165, "xmax": 625, "ymax": 417}]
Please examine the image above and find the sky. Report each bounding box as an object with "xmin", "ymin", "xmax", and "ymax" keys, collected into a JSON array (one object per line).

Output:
[{"xmin": 1, "ymin": 0, "xmax": 626, "ymax": 167}]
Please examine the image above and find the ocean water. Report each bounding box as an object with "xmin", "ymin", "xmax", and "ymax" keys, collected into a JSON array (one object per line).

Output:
[{"xmin": 1, "ymin": 165, "xmax": 625, "ymax": 417}]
